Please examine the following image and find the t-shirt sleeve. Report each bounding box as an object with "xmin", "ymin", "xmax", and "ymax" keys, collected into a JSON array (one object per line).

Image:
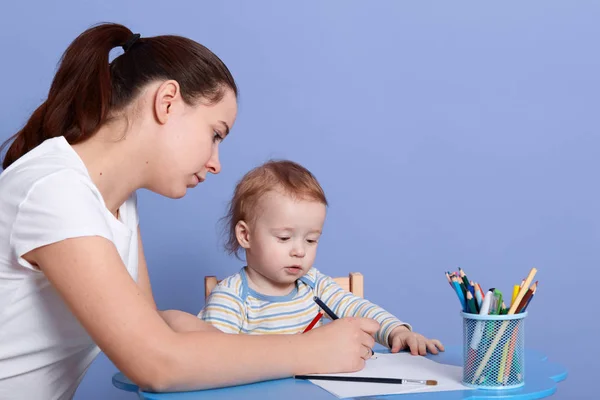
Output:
[
  {"xmin": 10, "ymin": 170, "xmax": 113, "ymax": 270},
  {"xmin": 197, "ymin": 284, "xmax": 245, "ymax": 334},
  {"xmin": 314, "ymin": 270, "xmax": 412, "ymax": 348}
]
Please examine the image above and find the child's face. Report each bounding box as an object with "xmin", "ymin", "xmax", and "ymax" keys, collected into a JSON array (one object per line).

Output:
[{"xmin": 242, "ymin": 190, "xmax": 326, "ymax": 287}]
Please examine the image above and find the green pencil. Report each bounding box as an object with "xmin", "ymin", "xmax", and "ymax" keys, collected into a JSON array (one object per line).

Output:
[{"xmin": 466, "ymin": 291, "xmax": 478, "ymax": 314}]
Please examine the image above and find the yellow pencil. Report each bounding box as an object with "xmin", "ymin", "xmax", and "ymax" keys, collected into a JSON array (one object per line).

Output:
[
  {"xmin": 511, "ymin": 285, "xmax": 520, "ymax": 307},
  {"xmin": 472, "ymin": 267, "xmax": 537, "ymax": 383}
]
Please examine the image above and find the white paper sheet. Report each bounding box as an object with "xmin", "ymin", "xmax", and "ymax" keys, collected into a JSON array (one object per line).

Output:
[{"xmin": 307, "ymin": 352, "xmax": 474, "ymax": 398}]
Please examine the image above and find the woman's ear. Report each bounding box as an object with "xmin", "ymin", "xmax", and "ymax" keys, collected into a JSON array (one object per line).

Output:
[
  {"xmin": 235, "ymin": 220, "xmax": 251, "ymax": 249},
  {"xmin": 153, "ymin": 79, "xmax": 181, "ymax": 124}
]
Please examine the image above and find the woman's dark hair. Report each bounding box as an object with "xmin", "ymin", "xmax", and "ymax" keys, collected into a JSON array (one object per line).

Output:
[{"xmin": 1, "ymin": 22, "xmax": 237, "ymax": 169}]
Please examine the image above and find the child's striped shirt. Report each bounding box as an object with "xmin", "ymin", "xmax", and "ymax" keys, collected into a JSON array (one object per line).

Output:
[{"xmin": 197, "ymin": 267, "xmax": 411, "ymax": 348}]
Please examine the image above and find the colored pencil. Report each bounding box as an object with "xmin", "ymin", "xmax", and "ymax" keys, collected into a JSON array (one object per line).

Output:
[
  {"xmin": 313, "ymin": 296, "xmax": 338, "ymax": 321},
  {"xmin": 313, "ymin": 296, "xmax": 374, "ymax": 356},
  {"xmin": 459, "ymin": 268, "xmax": 472, "ymax": 295},
  {"xmin": 522, "ymin": 290, "xmax": 536, "ymax": 312},
  {"xmin": 466, "ymin": 291, "xmax": 478, "ymax": 314},
  {"xmin": 443, "ymin": 267, "xmax": 540, "ymax": 386},
  {"xmin": 474, "ymin": 284, "xmax": 483, "ymax": 310},
  {"xmin": 302, "ymin": 311, "xmax": 324, "ymax": 333},
  {"xmin": 516, "ymin": 281, "xmax": 537, "ymax": 313},
  {"xmin": 510, "ymin": 285, "xmax": 520, "ymax": 307},
  {"xmin": 451, "ymin": 277, "xmax": 467, "ymax": 312},
  {"xmin": 475, "ymin": 283, "xmax": 486, "ymax": 301}
]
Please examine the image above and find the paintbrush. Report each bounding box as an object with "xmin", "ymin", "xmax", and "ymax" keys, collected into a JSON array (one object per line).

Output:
[{"xmin": 295, "ymin": 375, "xmax": 437, "ymax": 385}]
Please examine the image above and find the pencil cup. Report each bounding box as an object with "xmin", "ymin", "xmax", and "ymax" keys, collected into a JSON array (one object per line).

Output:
[{"xmin": 461, "ymin": 311, "xmax": 526, "ymax": 390}]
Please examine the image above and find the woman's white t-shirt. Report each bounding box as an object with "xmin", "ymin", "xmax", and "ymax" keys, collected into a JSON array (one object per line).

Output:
[{"xmin": 0, "ymin": 137, "xmax": 139, "ymax": 400}]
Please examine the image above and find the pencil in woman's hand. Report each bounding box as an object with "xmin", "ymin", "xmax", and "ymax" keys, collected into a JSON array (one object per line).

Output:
[{"xmin": 302, "ymin": 311, "xmax": 324, "ymax": 333}]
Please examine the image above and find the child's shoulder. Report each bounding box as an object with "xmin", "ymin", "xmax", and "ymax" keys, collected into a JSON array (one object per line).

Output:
[
  {"xmin": 211, "ymin": 270, "xmax": 245, "ymax": 300},
  {"xmin": 299, "ymin": 267, "xmax": 329, "ymax": 287}
]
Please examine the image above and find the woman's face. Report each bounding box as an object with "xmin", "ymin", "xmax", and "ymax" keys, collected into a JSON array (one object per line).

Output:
[{"xmin": 147, "ymin": 83, "xmax": 237, "ymax": 199}]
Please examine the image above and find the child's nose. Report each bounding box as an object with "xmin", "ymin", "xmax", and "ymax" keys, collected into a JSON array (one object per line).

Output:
[{"xmin": 291, "ymin": 244, "xmax": 306, "ymax": 258}]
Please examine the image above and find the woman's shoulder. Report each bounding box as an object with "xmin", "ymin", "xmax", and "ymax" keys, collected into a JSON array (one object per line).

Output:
[{"xmin": 0, "ymin": 137, "xmax": 94, "ymax": 203}]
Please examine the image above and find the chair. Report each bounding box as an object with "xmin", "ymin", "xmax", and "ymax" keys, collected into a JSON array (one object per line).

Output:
[{"xmin": 204, "ymin": 272, "xmax": 364, "ymax": 300}]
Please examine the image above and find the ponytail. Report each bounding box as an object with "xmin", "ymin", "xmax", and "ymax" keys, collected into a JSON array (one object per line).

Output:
[
  {"xmin": 1, "ymin": 24, "xmax": 131, "ymax": 169},
  {"xmin": 2, "ymin": 23, "xmax": 237, "ymax": 169}
]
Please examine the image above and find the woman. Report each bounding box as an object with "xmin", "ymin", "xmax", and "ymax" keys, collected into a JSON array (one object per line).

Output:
[{"xmin": 0, "ymin": 23, "xmax": 379, "ymax": 399}]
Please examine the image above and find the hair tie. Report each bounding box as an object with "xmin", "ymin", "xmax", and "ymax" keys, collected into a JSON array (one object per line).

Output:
[{"xmin": 122, "ymin": 33, "xmax": 141, "ymax": 52}]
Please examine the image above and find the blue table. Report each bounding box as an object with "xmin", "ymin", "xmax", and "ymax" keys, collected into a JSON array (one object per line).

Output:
[{"xmin": 112, "ymin": 346, "xmax": 567, "ymax": 399}]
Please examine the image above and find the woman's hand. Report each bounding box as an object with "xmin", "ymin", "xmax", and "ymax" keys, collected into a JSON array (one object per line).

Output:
[{"xmin": 303, "ymin": 317, "xmax": 379, "ymax": 373}]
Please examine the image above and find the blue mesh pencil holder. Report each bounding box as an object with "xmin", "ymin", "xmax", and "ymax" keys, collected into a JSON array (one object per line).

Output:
[{"xmin": 461, "ymin": 311, "xmax": 527, "ymax": 390}]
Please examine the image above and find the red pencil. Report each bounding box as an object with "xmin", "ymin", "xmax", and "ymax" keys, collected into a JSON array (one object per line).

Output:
[{"xmin": 303, "ymin": 312, "xmax": 324, "ymax": 333}]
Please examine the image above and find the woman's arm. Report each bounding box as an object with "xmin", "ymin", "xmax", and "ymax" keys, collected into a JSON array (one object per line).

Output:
[
  {"xmin": 27, "ymin": 236, "xmax": 379, "ymax": 392},
  {"xmin": 159, "ymin": 309, "xmax": 220, "ymax": 333},
  {"xmin": 136, "ymin": 226, "xmax": 156, "ymax": 308}
]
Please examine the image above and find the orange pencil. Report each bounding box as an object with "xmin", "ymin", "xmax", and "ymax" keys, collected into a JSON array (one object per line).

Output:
[{"xmin": 303, "ymin": 311, "xmax": 324, "ymax": 333}]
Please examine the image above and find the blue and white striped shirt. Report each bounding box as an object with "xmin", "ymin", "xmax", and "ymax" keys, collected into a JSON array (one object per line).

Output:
[{"xmin": 197, "ymin": 267, "xmax": 411, "ymax": 348}]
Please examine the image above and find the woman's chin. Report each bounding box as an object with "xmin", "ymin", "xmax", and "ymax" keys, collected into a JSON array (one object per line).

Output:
[{"xmin": 147, "ymin": 181, "xmax": 188, "ymax": 199}]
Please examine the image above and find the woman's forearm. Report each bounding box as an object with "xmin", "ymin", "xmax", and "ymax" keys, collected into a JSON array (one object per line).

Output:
[
  {"xmin": 159, "ymin": 309, "xmax": 220, "ymax": 333},
  {"xmin": 149, "ymin": 330, "xmax": 316, "ymax": 392}
]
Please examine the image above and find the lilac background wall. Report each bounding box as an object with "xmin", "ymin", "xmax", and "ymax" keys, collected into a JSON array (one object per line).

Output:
[{"xmin": 1, "ymin": 1, "xmax": 597, "ymax": 398}]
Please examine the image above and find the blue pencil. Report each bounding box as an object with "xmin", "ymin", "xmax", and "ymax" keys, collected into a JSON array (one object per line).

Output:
[
  {"xmin": 474, "ymin": 285, "xmax": 483, "ymax": 310},
  {"xmin": 451, "ymin": 277, "xmax": 467, "ymax": 311},
  {"xmin": 313, "ymin": 296, "xmax": 338, "ymax": 320}
]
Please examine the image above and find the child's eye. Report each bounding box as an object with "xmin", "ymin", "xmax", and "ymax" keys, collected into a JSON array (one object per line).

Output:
[
  {"xmin": 278, "ymin": 237, "xmax": 291, "ymax": 242},
  {"xmin": 306, "ymin": 239, "xmax": 318, "ymax": 244}
]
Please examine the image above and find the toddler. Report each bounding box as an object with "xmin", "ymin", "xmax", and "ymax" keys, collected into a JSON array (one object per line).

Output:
[{"xmin": 198, "ymin": 160, "xmax": 443, "ymax": 355}]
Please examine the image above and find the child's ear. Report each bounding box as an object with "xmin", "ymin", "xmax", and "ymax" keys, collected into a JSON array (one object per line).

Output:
[{"xmin": 235, "ymin": 220, "xmax": 251, "ymax": 249}]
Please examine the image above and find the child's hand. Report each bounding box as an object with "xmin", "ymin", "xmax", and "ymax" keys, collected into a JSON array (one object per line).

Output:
[{"xmin": 388, "ymin": 326, "xmax": 444, "ymax": 355}]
